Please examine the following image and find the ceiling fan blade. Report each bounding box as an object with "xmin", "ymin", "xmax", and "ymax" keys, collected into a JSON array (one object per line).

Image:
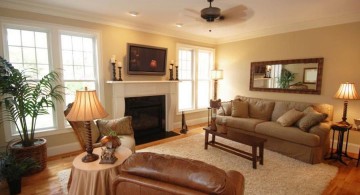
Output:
[{"xmin": 220, "ymin": 5, "xmax": 248, "ymax": 22}]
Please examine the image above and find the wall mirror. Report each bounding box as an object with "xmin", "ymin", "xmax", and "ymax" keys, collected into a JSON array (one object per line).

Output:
[{"xmin": 249, "ymin": 58, "xmax": 323, "ymax": 94}]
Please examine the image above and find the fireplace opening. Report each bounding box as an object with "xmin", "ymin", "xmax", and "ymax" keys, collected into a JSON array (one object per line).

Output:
[{"xmin": 125, "ymin": 95, "xmax": 168, "ymax": 144}]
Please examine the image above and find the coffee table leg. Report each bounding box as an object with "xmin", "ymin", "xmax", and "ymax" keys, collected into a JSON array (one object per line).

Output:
[
  {"xmin": 252, "ymin": 146, "xmax": 257, "ymax": 169},
  {"xmin": 260, "ymin": 144, "xmax": 264, "ymax": 165},
  {"xmin": 205, "ymin": 131, "xmax": 209, "ymax": 149},
  {"xmin": 211, "ymin": 134, "xmax": 215, "ymax": 144}
]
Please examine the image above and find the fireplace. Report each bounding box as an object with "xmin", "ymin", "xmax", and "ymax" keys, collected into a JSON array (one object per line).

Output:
[
  {"xmin": 107, "ymin": 81, "xmax": 178, "ymax": 133},
  {"xmin": 125, "ymin": 95, "xmax": 166, "ymax": 140}
]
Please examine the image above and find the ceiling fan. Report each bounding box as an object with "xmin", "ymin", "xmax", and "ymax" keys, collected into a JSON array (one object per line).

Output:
[{"xmin": 201, "ymin": 0, "xmax": 225, "ymax": 22}]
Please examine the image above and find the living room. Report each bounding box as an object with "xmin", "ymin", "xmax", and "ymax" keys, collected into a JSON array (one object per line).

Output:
[{"xmin": 0, "ymin": 0, "xmax": 360, "ymax": 194}]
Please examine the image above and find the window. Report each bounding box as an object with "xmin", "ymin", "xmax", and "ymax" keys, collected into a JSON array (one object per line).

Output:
[
  {"xmin": 5, "ymin": 27, "xmax": 55, "ymax": 131},
  {"xmin": 177, "ymin": 44, "xmax": 213, "ymax": 112},
  {"xmin": 2, "ymin": 21, "xmax": 101, "ymax": 139},
  {"xmin": 60, "ymin": 34, "xmax": 97, "ymax": 106}
]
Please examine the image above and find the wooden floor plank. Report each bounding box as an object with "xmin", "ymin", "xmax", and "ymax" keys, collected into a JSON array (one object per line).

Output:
[{"xmin": 1, "ymin": 124, "xmax": 359, "ymax": 195}]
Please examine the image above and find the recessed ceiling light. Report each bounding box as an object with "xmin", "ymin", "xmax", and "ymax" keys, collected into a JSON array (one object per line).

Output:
[
  {"xmin": 129, "ymin": 11, "xmax": 139, "ymax": 17},
  {"xmin": 176, "ymin": 23, "xmax": 183, "ymax": 28}
]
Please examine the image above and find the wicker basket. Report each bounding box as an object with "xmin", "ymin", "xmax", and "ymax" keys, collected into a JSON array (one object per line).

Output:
[{"xmin": 9, "ymin": 138, "xmax": 47, "ymax": 174}]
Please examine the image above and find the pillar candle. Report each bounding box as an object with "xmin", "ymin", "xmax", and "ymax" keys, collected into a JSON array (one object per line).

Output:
[{"xmin": 111, "ymin": 55, "xmax": 116, "ymax": 63}]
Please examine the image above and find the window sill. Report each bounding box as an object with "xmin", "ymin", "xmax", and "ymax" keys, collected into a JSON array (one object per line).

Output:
[
  {"xmin": 177, "ymin": 108, "xmax": 208, "ymax": 115},
  {"xmin": 6, "ymin": 127, "xmax": 73, "ymax": 142}
]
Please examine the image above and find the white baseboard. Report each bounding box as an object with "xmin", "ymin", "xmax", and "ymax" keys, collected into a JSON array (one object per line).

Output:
[
  {"xmin": 331, "ymin": 139, "xmax": 359, "ymax": 154},
  {"xmin": 47, "ymin": 142, "xmax": 81, "ymax": 157},
  {"xmin": 173, "ymin": 117, "xmax": 208, "ymax": 130}
]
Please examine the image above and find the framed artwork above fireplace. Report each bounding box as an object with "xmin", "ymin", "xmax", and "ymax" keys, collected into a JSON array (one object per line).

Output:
[{"xmin": 127, "ymin": 43, "xmax": 167, "ymax": 75}]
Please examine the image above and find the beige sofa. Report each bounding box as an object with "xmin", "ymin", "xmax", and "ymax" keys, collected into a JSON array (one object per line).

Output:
[{"xmin": 216, "ymin": 96, "xmax": 333, "ymax": 164}]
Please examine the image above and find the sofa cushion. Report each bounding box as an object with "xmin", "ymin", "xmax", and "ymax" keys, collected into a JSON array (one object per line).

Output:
[
  {"xmin": 271, "ymin": 101, "xmax": 311, "ymax": 122},
  {"xmin": 313, "ymin": 103, "xmax": 333, "ymax": 122},
  {"xmin": 276, "ymin": 109, "xmax": 304, "ymax": 127},
  {"xmin": 296, "ymin": 107, "xmax": 328, "ymax": 131},
  {"xmin": 121, "ymin": 152, "xmax": 229, "ymax": 194},
  {"xmin": 231, "ymin": 100, "xmax": 249, "ymax": 118},
  {"xmin": 235, "ymin": 96, "xmax": 275, "ymax": 121},
  {"xmin": 218, "ymin": 101, "xmax": 232, "ymax": 116},
  {"xmin": 96, "ymin": 116, "xmax": 134, "ymax": 136},
  {"xmin": 255, "ymin": 121, "xmax": 320, "ymax": 147},
  {"xmin": 217, "ymin": 116, "xmax": 265, "ymax": 132}
]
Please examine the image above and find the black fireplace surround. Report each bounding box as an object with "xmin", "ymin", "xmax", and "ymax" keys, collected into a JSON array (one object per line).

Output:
[{"xmin": 125, "ymin": 95, "xmax": 166, "ymax": 143}]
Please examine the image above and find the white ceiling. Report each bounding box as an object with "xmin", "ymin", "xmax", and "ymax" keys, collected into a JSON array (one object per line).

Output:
[{"xmin": 1, "ymin": 0, "xmax": 360, "ymax": 44}]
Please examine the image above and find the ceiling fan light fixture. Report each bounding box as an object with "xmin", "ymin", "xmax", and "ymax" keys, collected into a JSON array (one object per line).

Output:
[
  {"xmin": 201, "ymin": 7, "xmax": 221, "ymax": 22},
  {"xmin": 129, "ymin": 11, "xmax": 139, "ymax": 17},
  {"xmin": 176, "ymin": 23, "xmax": 183, "ymax": 27}
]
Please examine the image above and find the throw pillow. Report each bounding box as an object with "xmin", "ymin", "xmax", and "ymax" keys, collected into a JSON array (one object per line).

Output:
[
  {"xmin": 276, "ymin": 109, "xmax": 304, "ymax": 127},
  {"xmin": 296, "ymin": 107, "xmax": 328, "ymax": 131},
  {"xmin": 217, "ymin": 101, "xmax": 232, "ymax": 116},
  {"xmin": 96, "ymin": 116, "xmax": 134, "ymax": 136},
  {"xmin": 231, "ymin": 100, "xmax": 249, "ymax": 118}
]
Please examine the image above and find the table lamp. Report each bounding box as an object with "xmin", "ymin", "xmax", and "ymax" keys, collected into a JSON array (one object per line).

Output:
[
  {"xmin": 334, "ymin": 82, "xmax": 359, "ymax": 125},
  {"xmin": 66, "ymin": 87, "xmax": 108, "ymax": 162},
  {"xmin": 211, "ymin": 69, "xmax": 223, "ymax": 100}
]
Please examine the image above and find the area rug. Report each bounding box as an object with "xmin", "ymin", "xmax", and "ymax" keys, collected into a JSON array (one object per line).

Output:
[
  {"xmin": 58, "ymin": 134, "xmax": 338, "ymax": 195},
  {"xmin": 57, "ymin": 168, "xmax": 71, "ymax": 194}
]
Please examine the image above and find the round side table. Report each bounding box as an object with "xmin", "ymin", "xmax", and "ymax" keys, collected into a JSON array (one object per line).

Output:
[{"xmin": 68, "ymin": 146, "xmax": 132, "ymax": 195}]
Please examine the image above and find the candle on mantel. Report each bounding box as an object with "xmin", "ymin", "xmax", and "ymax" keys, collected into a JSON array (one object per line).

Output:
[
  {"xmin": 171, "ymin": 60, "xmax": 174, "ymax": 64},
  {"xmin": 111, "ymin": 55, "xmax": 116, "ymax": 63},
  {"xmin": 117, "ymin": 61, "xmax": 123, "ymax": 68},
  {"xmin": 169, "ymin": 64, "xmax": 173, "ymax": 70}
]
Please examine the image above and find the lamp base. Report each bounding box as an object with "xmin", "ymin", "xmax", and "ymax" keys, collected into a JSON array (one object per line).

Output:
[{"xmin": 82, "ymin": 153, "xmax": 99, "ymax": 163}]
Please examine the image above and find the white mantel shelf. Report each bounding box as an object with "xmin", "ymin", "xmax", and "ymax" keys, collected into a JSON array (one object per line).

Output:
[{"xmin": 107, "ymin": 80, "xmax": 178, "ymax": 131}]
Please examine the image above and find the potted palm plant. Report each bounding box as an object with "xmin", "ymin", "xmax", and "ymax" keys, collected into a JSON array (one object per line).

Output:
[
  {"xmin": 278, "ymin": 68, "xmax": 295, "ymax": 89},
  {"xmin": 0, "ymin": 151, "xmax": 39, "ymax": 195},
  {"xmin": 0, "ymin": 56, "xmax": 63, "ymax": 173}
]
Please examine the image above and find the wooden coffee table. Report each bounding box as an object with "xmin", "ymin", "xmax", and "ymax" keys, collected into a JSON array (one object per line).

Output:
[{"xmin": 203, "ymin": 126, "xmax": 266, "ymax": 169}]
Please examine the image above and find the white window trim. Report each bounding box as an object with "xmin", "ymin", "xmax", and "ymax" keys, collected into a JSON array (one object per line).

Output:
[
  {"xmin": 0, "ymin": 17, "xmax": 104, "ymax": 142},
  {"xmin": 176, "ymin": 43, "xmax": 215, "ymax": 114}
]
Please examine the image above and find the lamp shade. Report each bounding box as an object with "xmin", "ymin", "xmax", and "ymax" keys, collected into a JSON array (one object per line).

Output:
[
  {"xmin": 211, "ymin": 69, "xmax": 223, "ymax": 80},
  {"xmin": 334, "ymin": 82, "xmax": 360, "ymax": 100},
  {"xmin": 66, "ymin": 89, "xmax": 108, "ymax": 121}
]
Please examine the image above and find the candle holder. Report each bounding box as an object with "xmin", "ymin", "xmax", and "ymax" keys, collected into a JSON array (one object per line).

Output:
[
  {"xmin": 112, "ymin": 62, "xmax": 117, "ymax": 81},
  {"xmin": 117, "ymin": 67, "xmax": 123, "ymax": 81},
  {"xmin": 169, "ymin": 63, "xmax": 174, "ymax": 80},
  {"xmin": 175, "ymin": 65, "xmax": 179, "ymax": 80}
]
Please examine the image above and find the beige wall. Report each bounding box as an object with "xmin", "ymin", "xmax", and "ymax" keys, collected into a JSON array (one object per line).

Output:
[
  {"xmin": 1, "ymin": 7, "xmax": 359, "ymax": 153},
  {"xmin": 216, "ymin": 22, "xmax": 360, "ymax": 146},
  {"xmin": 0, "ymin": 8, "xmax": 211, "ymax": 152}
]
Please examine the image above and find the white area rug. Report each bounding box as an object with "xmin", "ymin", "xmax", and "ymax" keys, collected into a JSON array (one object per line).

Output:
[
  {"xmin": 57, "ymin": 169, "xmax": 70, "ymax": 194},
  {"xmin": 58, "ymin": 134, "xmax": 338, "ymax": 195}
]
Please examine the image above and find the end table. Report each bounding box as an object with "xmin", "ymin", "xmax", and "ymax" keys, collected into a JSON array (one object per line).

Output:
[
  {"xmin": 68, "ymin": 146, "xmax": 132, "ymax": 195},
  {"xmin": 326, "ymin": 123, "xmax": 353, "ymax": 165}
]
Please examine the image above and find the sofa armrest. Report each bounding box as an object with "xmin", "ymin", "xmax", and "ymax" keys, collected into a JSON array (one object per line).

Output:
[
  {"xmin": 309, "ymin": 122, "xmax": 331, "ymax": 157},
  {"xmin": 226, "ymin": 170, "xmax": 245, "ymax": 195}
]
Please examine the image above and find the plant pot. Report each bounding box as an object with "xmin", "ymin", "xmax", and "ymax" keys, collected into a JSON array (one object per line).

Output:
[
  {"xmin": 9, "ymin": 138, "xmax": 47, "ymax": 174},
  {"xmin": 7, "ymin": 177, "xmax": 22, "ymax": 195}
]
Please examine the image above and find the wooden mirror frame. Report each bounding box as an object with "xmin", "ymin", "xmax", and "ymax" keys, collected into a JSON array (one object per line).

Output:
[{"xmin": 249, "ymin": 58, "xmax": 324, "ymax": 94}]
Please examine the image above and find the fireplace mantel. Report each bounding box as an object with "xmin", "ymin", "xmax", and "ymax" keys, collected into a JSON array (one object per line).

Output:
[{"xmin": 106, "ymin": 81, "xmax": 178, "ymax": 131}]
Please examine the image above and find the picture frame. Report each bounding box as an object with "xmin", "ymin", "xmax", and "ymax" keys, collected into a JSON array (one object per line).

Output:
[
  {"xmin": 303, "ymin": 68, "xmax": 318, "ymax": 84},
  {"xmin": 127, "ymin": 43, "xmax": 167, "ymax": 75}
]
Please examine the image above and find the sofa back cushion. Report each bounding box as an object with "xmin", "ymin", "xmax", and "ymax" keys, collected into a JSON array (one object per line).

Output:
[
  {"xmin": 271, "ymin": 101, "xmax": 333, "ymax": 122},
  {"xmin": 271, "ymin": 101, "xmax": 312, "ymax": 122},
  {"xmin": 121, "ymin": 152, "xmax": 230, "ymax": 194},
  {"xmin": 235, "ymin": 96, "xmax": 275, "ymax": 121},
  {"xmin": 231, "ymin": 100, "xmax": 249, "ymax": 118}
]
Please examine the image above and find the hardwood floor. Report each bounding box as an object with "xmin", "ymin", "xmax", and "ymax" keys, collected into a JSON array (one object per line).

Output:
[{"xmin": 1, "ymin": 123, "xmax": 359, "ymax": 195}]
